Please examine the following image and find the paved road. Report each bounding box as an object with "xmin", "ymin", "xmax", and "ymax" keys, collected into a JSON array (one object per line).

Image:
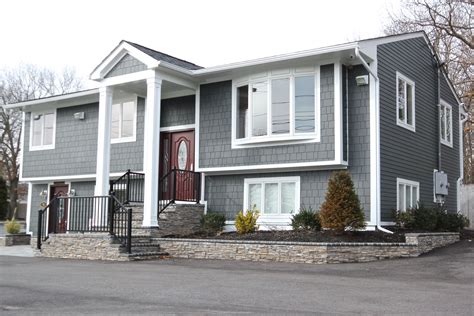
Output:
[{"xmin": 0, "ymin": 241, "xmax": 473, "ymax": 315}]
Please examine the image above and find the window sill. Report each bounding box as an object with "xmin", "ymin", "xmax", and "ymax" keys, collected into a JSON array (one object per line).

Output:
[
  {"xmin": 111, "ymin": 137, "xmax": 136, "ymax": 144},
  {"xmin": 396, "ymin": 121, "xmax": 416, "ymax": 132},
  {"xmin": 233, "ymin": 134, "xmax": 319, "ymax": 148},
  {"xmin": 29, "ymin": 145, "xmax": 55, "ymax": 151},
  {"xmin": 440, "ymin": 139, "xmax": 453, "ymax": 148}
]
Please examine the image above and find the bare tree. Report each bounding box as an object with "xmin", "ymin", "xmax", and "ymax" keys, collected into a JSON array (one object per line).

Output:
[
  {"xmin": 385, "ymin": 0, "xmax": 473, "ymax": 183},
  {"xmin": 0, "ymin": 64, "xmax": 83, "ymax": 218}
]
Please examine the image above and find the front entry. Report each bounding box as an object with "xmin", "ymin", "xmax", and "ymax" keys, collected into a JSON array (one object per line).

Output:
[
  {"xmin": 160, "ymin": 130, "xmax": 195, "ymax": 201},
  {"xmin": 49, "ymin": 184, "xmax": 69, "ymax": 234}
]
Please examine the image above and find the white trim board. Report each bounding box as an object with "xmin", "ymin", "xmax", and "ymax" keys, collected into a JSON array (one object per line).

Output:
[
  {"xmin": 160, "ymin": 124, "xmax": 195, "ymax": 132},
  {"xmin": 21, "ymin": 171, "xmax": 144, "ymax": 183}
]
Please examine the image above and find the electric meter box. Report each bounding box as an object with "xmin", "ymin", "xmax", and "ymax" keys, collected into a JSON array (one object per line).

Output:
[{"xmin": 434, "ymin": 171, "xmax": 449, "ymax": 196}]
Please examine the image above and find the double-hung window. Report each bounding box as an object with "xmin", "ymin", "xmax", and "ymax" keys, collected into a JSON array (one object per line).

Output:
[
  {"xmin": 30, "ymin": 111, "xmax": 56, "ymax": 150},
  {"xmin": 440, "ymin": 100, "xmax": 453, "ymax": 147},
  {"xmin": 397, "ymin": 178, "xmax": 419, "ymax": 212},
  {"xmin": 234, "ymin": 68, "xmax": 318, "ymax": 147},
  {"xmin": 396, "ymin": 72, "xmax": 415, "ymax": 131},
  {"xmin": 111, "ymin": 99, "xmax": 136, "ymax": 143},
  {"xmin": 244, "ymin": 177, "xmax": 300, "ymax": 218}
]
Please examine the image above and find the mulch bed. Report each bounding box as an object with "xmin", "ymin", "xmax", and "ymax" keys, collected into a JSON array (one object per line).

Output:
[{"xmin": 173, "ymin": 230, "xmax": 406, "ymax": 243}]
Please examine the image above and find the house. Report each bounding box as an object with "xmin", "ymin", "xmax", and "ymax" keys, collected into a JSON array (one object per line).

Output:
[{"xmin": 4, "ymin": 32, "xmax": 466, "ymax": 250}]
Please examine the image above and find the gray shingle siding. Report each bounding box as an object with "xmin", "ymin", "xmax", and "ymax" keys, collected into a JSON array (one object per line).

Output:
[
  {"xmin": 199, "ymin": 64, "xmax": 335, "ymax": 168},
  {"xmin": 378, "ymin": 37, "xmax": 460, "ymax": 220},
  {"xmin": 161, "ymin": 95, "xmax": 195, "ymax": 127},
  {"xmin": 105, "ymin": 54, "xmax": 147, "ymax": 78},
  {"xmin": 205, "ymin": 65, "xmax": 371, "ymax": 221}
]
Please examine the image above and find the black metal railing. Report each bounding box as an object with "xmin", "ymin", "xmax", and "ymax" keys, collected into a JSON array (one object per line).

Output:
[
  {"xmin": 109, "ymin": 169, "xmax": 145, "ymax": 204},
  {"xmin": 36, "ymin": 195, "xmax": 133, "ymax": 253},
  {"xmin": 158, "ymin": 168, "xmax": 201, "ymax": 214},
  {"xmin": 109, "ymin": 194, "xmax": 132, "ymax": 254}
]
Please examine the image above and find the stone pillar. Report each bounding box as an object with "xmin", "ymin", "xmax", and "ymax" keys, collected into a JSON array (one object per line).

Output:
[{"xmin": 142, "ymin": 74, "xmax": 162, "ymax": 227}]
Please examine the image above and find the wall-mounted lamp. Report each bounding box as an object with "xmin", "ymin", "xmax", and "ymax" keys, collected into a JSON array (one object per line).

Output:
[
  {"xmin": 73, "ymin": 112, "xmax": 85, "ymax": 120},
  {"xmin": 355, "ymin": 75, "xmax": 369, "ymax": 86},
  {"xmin": 39, "ymin": 190, "xmax": 48, "ymax": 199},
  {"xmin": 68, "ymin": 189, "xmax": 76, "ymax": 197}
]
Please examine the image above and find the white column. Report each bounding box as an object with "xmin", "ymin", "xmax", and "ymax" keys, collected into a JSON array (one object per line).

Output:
[
  {"xmin": 94, "ymin": 86, "xmax": 113, "ymax": 196},
  {"xmin": 142, "ymin": 74, "xmax": 162, "ymax": 227}
]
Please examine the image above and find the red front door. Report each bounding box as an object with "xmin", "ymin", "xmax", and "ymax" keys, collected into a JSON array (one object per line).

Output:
[
  {"xmin": 160, "ymin": 130, "xmax": 195, "ymax": 201},
  {"xmin": 49, "ymin": 184, "xmax": 69, "ymax": 234}
]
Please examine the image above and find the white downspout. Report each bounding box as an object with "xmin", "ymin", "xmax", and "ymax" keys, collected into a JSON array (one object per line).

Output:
[
  {"xmin": 355, "ymin": 47, "xmax": 393, "ymax": 234},
  {"xmin": 458, "ymin": 106, "xmax": 468, "ymax": 211}
]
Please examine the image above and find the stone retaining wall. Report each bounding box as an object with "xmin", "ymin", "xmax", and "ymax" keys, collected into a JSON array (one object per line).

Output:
[
  {"xmin": 39, "ymin": 233, "xmax": 128, "ymax": 261},
  {"xmin": 0, "ymin": 234, "xmax": 31, "ymax": 246},
  {"xmin": 156, "ymin": 232, "xmax": 459, "ymax": 264}
]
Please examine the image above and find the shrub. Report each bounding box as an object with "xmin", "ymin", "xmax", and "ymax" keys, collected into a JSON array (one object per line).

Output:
[
  {"xmin": 200, "ymin": 212, "xmax": 226, "ymax": 235},
  {"xmin": 291, "ymin": 207, "xmax": 321, "ymax": 231},
  {"xmin": 0, "ymin": 176, "xmax": 7, "ymax": 220},
  {"xmin": 235, "ymin": 206, "xmax": 259, "ymax": 234},
  {"xmin": 319, "ymin": 171, "xmax": 365, "ymax": 232},
  {"xmin": 393, "ymin": 204, "xmax": 470, "ymax": 232},
  {"xmin": 5, "ymin": 218, "xmax": 21, "ymax": 234}
]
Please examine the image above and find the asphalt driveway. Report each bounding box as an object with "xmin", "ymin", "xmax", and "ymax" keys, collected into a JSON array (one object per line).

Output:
[{"xmin": 0, "ymin": 240, "xmax": 473, "ymax": 315}]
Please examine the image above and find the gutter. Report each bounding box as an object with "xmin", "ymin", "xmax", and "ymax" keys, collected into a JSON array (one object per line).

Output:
[{"xmin": 355, "ymin": 47, "xmax": 393, "ymax": 234}]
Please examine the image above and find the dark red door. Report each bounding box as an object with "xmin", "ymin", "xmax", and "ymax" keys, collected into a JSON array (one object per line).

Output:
[
  {"xmin": 49, "ymin": 184, "xmax": 69, "ymax": 234},
  {"xmin": 160, "ymin": 130, "xmax": 195, "ymax": 201}
]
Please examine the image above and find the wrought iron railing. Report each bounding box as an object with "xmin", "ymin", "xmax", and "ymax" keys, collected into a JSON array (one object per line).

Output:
[
  {"xmin": 109, "ymin": 169, "xmax": 145, "ymax": 204},
  {"xmin": 37, "ymin": 196, "xmax": 59, "ymax": 249},
  {"xmin": 158, "ymin": 168, "xmax": 201, "ymax": 214},
  {"xmin": 109, "ymin": 194, "xmax": 133, "ymax": 253}
]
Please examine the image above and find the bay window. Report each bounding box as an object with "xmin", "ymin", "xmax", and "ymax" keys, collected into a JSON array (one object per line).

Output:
[{"xmin": 233, "ymin": 67, "xmax": 319, "ymax": 146}]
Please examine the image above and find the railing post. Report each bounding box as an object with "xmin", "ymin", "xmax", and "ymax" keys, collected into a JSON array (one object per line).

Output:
[
  {"xmin": 109, "ymin": 196, "xmax": 115, "ymax": 235},
  {"xmin": 109, "ymin": 180, "xmax": 114, "ymax": 196},
  {"xmin": 126, "ymin": 169, "xmax": 131, "ymax": 203},
  {"xmin": 172, "ymin": 168, "xmax": 177, "ymax": 203},
  {"xmin": 127, "ymin": 208, "xmax": 132, "ymax": 254},
  {"xmin": 196, "ymin": 172, "xmax": 201, "ymax": 204},
  {"xmin": 37, "ymin": 210, "xmax": 42, "ymax": 249}
]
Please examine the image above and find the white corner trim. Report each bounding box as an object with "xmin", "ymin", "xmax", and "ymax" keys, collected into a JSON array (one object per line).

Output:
[
  {"xmin": 334, "ymin": 62, "xmax": 343, "ymax": 163},
  {"xmin": 28, "ymin": 109, "xmax": 57, "ymax": 152},
  {"xmin": 195, "ymin": 85, "xmax": 201, "ymax": 171},
  {"xmin": 160, "ymin": 124, "xmax": 195, "ymax": 132},
  {"xmin": 26, "ymin": 182, "xmax": 33, "ymax": 235},
  {"xmin": 19, "ymin": 112, "xmax": 26, "ymax": 181}
]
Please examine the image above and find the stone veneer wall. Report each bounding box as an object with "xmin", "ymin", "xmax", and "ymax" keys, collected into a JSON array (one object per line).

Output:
[
  {"xmin": 0, "ymin": 234, "xmax": 31, "ymax": 246},
  {"xmin": 156, "ymin": 232, "xmax": 460, "ymax": 264},
  {"xmin": 38, "ymin": 233, "xmax": 129, "ymax": 261}
]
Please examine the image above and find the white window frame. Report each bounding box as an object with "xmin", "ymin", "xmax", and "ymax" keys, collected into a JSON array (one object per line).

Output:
[
  {"xmin": 439, "ymin": 99, "xmax": 453, "ymax": 148},
  {"xmin": 232, "ymin": 66, "xmax": 320, "ymax": 148},
  {"xmin": 396, "ymin": 178, "xmax": 420, "ymax": 212},
  {"xmin": 110, "ymin": 98, "xmax": 137, "ymax": 144},
  {"xmin": 243, "ymin": 176, "xmax": 301, "ymax": 223},
  {"xmin": 29, "ymin": 110, "xmax": 57, "ymax": 151},
  {"xmin": 396, "ymin": 72, "xmax": 416, "ymax": 132}
]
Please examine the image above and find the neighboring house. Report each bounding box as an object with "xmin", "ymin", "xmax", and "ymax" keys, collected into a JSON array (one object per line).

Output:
[{"xmin": 5, "ymin": 31, "xmax": 466, "ymax": 239}]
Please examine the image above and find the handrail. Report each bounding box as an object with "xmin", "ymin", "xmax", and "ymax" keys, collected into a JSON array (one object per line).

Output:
[
  {"xmin": 109, "ymin": 169, "xmax": 145, "ymax": 205},
  {"xmin": 36, "ymin": 195, "xmax": 60, "ymax": 249},
  {"xmin": 109, "ymin": 194, "xmax": 133, "ymax": 254}
]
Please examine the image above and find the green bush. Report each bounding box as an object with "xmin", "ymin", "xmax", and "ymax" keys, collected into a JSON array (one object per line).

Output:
[
  {"xmin": 5, "ymin": 218, "xmax": 21, "ymax": 234},
  {"xmin": 393, "ymin": 204, "xmax": 470, "ymax": 232},
  {"xmin": 200, "ymin": 212, "xmax": 226, "ymax": 235},
  {"xmin": 319, "ymin": 171, "xmax": 365, "ymax": 232},
  {"xmin": 291, "ymin": 207, "xmax": 321, "ymax": 231},
  {"xmin": 235, "ymin": 206, "xmax": 259, "ymax": 234}
]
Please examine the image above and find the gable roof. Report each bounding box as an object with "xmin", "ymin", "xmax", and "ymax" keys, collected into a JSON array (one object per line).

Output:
[{"xmin": 124, "ymin": 41, "xmax": 203, "ymax": 70}]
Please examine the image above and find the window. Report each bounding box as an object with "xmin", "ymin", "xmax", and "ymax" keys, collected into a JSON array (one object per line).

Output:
[
  {"xmin": 396, "ymin": 72, "xmax": 415, "ymax": 131},
  {"xmin": 233, "ymin": 68, "xmax": 319, "ymax": 146},
  {"xmin": 440, "ymin": 100, "xmax": 453, "ymax": 147},
  {"xmin": 244, "ymin": 177, "xmax": 300, "ymax": 216},
  {"xmin": 111, "ymin": 100, "xmax": 136, "ymax": 143},
  {"xmin": 30, "ymin": 111, "xmax": 56, "ymax": 150},
  {"xmin": 397, "ymin": 178, "xmax": 419, "ymax": 212}
]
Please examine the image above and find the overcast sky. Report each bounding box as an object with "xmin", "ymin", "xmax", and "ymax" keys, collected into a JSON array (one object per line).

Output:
[{"xmin": 1, "ymin": 0, "xmax": 401, "ymax": 86}]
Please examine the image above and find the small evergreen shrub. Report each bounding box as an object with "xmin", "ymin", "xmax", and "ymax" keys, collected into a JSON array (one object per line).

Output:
[
  {"xmin": 200, "ymin": 212, "xmax": 226, "ymax": 235},
  {"xmin": 319, "ymin": 171, "xmax": 365, "ymax": 232},
  {"xmin": 235, "ymin": 206, "xmax": 259, "ymax": 234},
  {"xmin": 291, "ymin": 207, "xmax": 321, "ymax": 231}
]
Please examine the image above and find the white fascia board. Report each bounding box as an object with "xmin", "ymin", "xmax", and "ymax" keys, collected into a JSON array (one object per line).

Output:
[
  {"xmin": 192, "ymin": 43, "xmax": 360, "ymax": 76},
  {"xmin": 20, "ymin": 171, "xmax": 144, "ymax": 183},
  {"xmin": 90, "ymin": 41, "xmax": 160, "ymax": 80},
  {"xmin": 3, "ymin": 89, "xmax": 100, "ymax": 110},
  {"xmin": 197, "ymin": 161, "xmax": 347, "ymax": 175}
]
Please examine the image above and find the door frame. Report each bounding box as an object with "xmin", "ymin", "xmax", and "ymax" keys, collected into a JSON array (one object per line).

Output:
[{"xmin": 46, "ymin": 181, "xmax": 71, "ymax": 235}]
